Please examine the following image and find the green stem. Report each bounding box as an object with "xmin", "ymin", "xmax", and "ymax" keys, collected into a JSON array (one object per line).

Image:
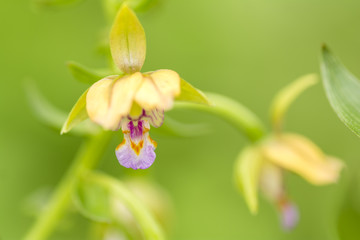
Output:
[
  {"xmin": 23, "ymin": 131, "xmax": 113, "ymax": 240},
  {"xmin": 87, "ymin": 171, "xmax": 165, "ymax": 240},
  {"xmin": 174, "ymin": 92, "xmax": 267, "ymax": 142}
]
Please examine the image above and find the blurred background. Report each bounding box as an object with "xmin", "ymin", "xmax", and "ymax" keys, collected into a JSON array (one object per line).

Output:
[{"xmin": 1, "ymin": 0, "xmax": 360, "ymax": 239}]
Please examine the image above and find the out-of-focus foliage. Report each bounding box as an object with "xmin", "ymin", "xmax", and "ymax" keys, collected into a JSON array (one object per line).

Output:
[
  {"xmin": 67, "ymin": 61, "xmax": 108, "ymax": 85},
  {"xmin": 26, "ymin": 82, "xmax": 100, "ymax": 136},
  {"xmin": 3, "ymin": 0, "xmax": 360, "ymax": 239}
]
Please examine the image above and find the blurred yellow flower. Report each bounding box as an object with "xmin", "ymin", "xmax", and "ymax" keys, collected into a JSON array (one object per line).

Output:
[
  {"xmin": 234, "ymin": 74, "xmax": 344, "ymax": 230},
  {"xmin": 235, "ymin": 133, "xmax": 343, "ymax": 230},
  {"xmin": 262, "ymin": 133, "xmax": 343, "ymax": 185}
]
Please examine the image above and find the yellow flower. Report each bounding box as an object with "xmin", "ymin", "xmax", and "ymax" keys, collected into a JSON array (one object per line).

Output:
[
  {"xmin": 61, "ymin": 5, "xmax": 209, "ymax": 169},
  {"xmin": 234, "ymin": 74, "xmax": 344, "ymax": 229}
]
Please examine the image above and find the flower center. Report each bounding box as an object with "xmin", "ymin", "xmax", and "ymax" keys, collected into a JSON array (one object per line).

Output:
[{"xmin": 128, "ymin": 120, "xmax": 144, "ymax": 140}]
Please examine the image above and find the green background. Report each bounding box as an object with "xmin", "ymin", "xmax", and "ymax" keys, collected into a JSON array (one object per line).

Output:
[{"xmin": 1, "ymin": 0, "xmax": 360, "ymax": 239}]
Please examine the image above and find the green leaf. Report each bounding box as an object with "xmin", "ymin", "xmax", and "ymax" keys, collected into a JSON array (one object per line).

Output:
[
  {"xmin": 234, "ymin": 146, "xmax": 263, "ymax": 214},
  {"xmin": 176, "ymin": 78, "xmax": 210, "ymax": 105},
  {"xmin": 73, "ymin": 178, "xmax": 112, "ymax": 223},
  {"xmin": 67, "ymin": 61, "xmax": 109, "ymax": 85},
  {"xmin": 61, "ymin": 89, "xmax": 89, "ymax": 135},
  {"xmin": 110, "ymin": 4, "xmax": 146, "ymax": 73},
  {"xmin": 321, "ymin": 45, "xmax": 360, "ymax": 138},
  {"xmin": 270, "ymin": 74, "xmax": 318, "ymax": 132},
  {"xmin": 25, "ymin": 82, "xmax": 99, "ymax": 136}
]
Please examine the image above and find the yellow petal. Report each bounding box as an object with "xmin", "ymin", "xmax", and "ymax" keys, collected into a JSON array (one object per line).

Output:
[
  {"xmin": 106, "ymin": 72, "xmax": 143, "ymax": 129},
  {"xmin": 281, "ymin": 133, "xmax": 325, "ymax": 163},
  {"xmin": 86, "ymin": 73, "xmax": 143, "ymax": 130},
  {"xmin": 86, "ymin": 76, "xmax": 116, "ymax": 127},
  {"xmin": 262, "ymin": 134, "xmax": 343, "ymax": 185},
  {"xmin": 234, "ymin": 146, "xmax": 264, "ymax": 214},
  {"xmin": 134, "ymin": 77, "xmax": 166, "ymax": 110},
  {"xmin": 282, "ymin": 134, "xmax": 344, "ymax": 177},
  {"xmin": 150, "ymin": 70, "xmax": 180, "ymax": 95},
  {"xmin": 150, "ymin": 69, "xmax": 181, "ymax": 109}
]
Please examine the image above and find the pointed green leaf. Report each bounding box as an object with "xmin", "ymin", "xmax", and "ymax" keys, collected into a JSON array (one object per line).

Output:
[
  {"xmin": 25, "ymin": 82, "xmax": 99, "ymax": 136},
  {"xmin": 234, "ymin": 146, "xmax": 263, "ymax": 214},
  {"xmin": 61, "ymin": 89, "xmax": 89, "ymax": 134},
  {"xmin": 110, "ymin": 4, "xmax": 146, "ymax": 73},
  {"xmin": 67, "ymin": 61, "xmax": 109, "ymax": 85},
  {"xmin": 270, "ymin": 74, "xmax": 318, "ymax": 131},
  {"xmin": 175, "ymin": 78, "xmax": 210, "ymax": 105},
  {"xmin": 321, "ymin": 46, "xmax": 360, "ymax": 137}
]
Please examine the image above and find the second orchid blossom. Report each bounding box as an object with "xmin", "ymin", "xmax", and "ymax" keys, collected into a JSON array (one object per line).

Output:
[
  {"xmin": 61, "ymin": 5, "xmax": 208, "ymax": 169},
  {"xmin": 234, "ymin": 74, "xmax": 343, "ymax": 230}
]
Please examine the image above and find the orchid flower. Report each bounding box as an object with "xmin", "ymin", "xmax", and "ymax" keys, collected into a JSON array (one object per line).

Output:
[
  {"xmin": 234, "ymin": 74, "xmax": 343, "ymax": 229},
  {"xmin": 60, "ymin": 5, "xmax": 209, "ymax": 169}
]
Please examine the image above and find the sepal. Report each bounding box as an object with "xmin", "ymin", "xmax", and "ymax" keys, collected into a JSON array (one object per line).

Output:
[
  {"xmin": 270, "ymin": 74, "xmax": 318, "ymax": 131},
  {"xmin": 110, "ymin": 5, "xmax": 146, "ymax": 73},
  {"xmin": 61, "ymin": 89, "xmax": 89, "ymax": 134},
  {"xmin": 234, "ymin": 145, "xmax": 264, "ymax": 214},
  {"xmin": 176, "ymin": 78, "xmax": 210, "ymax": 105}
]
